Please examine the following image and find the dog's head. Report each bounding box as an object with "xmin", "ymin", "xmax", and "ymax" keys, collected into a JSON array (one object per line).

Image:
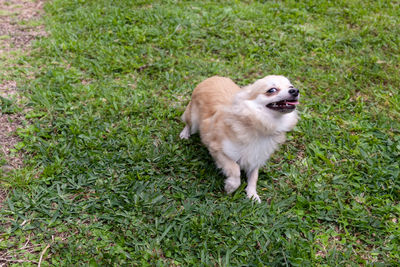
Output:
[{"xmin": 243, "ymin": 75, "xmax": 300, "ymax": 114}]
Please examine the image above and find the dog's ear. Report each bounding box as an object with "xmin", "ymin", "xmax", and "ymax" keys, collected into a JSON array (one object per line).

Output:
[
  {"xmin": 234, "ymin": 86, "xmax": 252, "ymax": 102},
  {"xmin": 240, "ymin": 79, "xmax": 269, "ymax": 101},
  {"xmin": 235, "ymin": 76, "xmax": 283, "ymax": 102}
]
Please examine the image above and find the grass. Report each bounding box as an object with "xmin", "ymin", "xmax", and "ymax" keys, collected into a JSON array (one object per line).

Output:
[{"xmin": 1, "ymin": 0, "xmax": 400, "ymax": 265}]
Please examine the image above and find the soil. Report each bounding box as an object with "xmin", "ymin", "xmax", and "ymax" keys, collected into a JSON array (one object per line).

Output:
[{"xmin": 0, "ymin": 0, "xmax": 46, "ymax": 205}]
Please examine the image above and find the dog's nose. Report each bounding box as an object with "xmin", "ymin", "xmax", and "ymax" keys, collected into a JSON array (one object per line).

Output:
[{"xmin": 289, "ymin": 88, "xmax": 299, "ymax": 97}]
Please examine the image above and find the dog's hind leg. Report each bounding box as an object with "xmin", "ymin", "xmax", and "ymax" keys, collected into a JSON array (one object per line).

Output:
[
  {"xmin": 180, "ymin": 101, "xmax": 199, "ymax": 139},
  {"xmin": 179, "ymin": 126, "xmax": 190, "ymax": 139},
  {"xmin": 180, "ymin": 101, "xmax": 192, "ymax": 139},
  {"xmin": 180, "ymin": 125, "xmax": 191, "ymax": 139}
]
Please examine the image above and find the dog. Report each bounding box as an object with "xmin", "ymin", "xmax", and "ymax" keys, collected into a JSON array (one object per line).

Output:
[{"xmin": 180, "ymin": 75, "xmax": 299, "ymax": 202}]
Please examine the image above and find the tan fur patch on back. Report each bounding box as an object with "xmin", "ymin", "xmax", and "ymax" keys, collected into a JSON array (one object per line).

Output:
[{"xmin": 191, "ymin": 76, "xmax": 241, "ymax": 120}]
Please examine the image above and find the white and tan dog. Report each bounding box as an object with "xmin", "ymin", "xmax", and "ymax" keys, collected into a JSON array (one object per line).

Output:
[{"xmin": 180, "ymin": 75, "xmax": 299, "ymax": 202}]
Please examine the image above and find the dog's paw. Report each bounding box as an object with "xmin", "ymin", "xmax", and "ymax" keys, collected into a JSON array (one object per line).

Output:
[
  {"xmin": 179, "ymin": 126, "xmax": 190, "ymax": 140},
  {"xmin": 224, "ymin": 177, "xmax": 240, "ymax": 194},
  {"xmin": 246, "ymin": 189, "xmax": 261, "ymax": 203}
]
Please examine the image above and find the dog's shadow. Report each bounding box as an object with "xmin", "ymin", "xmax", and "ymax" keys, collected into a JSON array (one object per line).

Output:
[{"xmin": 178, "ymin": 133, "xmax": 227, "ymax": 194}]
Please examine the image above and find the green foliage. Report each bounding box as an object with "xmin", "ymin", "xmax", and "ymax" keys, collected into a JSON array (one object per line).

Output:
[
  {"xmin": 1, "ymin": 0, "xmax": 399, "ymax": 265},
  {"xmin": 0, "ymin": 96, "xmax": 18, "ymax": 114}
]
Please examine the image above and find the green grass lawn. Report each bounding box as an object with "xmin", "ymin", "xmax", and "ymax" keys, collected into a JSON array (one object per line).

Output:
[{"xmin": 1, "ymin": 0, "xmax": 400, "ymax": 265}]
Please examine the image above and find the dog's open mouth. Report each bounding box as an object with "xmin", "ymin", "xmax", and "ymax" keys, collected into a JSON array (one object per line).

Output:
[{"xmin": 266, "ymin": 100, "xmax": 299, "ymax": 112}]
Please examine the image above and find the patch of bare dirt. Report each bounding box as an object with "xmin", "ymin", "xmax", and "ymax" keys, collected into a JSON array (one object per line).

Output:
[
  {"xmin": 0, "ymin": 113, "xmax": 23, "ymax": 170},
  {"xmin": 0, "ymin": 0, "xmax": 46, "ymax": 206},
  {"xmin": 0, "ymin": 0, "xmax": 46, "ymax": 52},
  {"xmin": 0, "ymin": 186, "xmax": 7, "ymax": 206}
]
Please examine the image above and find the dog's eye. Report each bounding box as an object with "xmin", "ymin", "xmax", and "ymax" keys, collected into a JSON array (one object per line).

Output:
[{"xmin": 267, "ymin": 88, "xmax": 277, "ymax": 93}]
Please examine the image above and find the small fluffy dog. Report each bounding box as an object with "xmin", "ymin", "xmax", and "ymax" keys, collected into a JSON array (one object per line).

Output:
[{"xmin": 180, "ymin": 75, "xmax": 299, "ymax": 202}]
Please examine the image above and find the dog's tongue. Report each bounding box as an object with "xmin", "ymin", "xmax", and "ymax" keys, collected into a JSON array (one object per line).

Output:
[{"xmin": 286, "ymin": 100, "xmax": 299, "ymax": 105}]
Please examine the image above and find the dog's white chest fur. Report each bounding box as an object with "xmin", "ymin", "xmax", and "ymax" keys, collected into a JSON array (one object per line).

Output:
[{"xmin": 222, "ymin": 134, "xmax": 283, "ymax": 172}]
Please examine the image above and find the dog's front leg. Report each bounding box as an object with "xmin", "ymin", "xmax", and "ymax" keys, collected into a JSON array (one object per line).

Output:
[
  {"xmin": 246, "ymin": 168, "xmax": 261, "ymax": 203},
  {"xmin": 212, "ymin": 152, "xmax": 241, "ymax": 195}
]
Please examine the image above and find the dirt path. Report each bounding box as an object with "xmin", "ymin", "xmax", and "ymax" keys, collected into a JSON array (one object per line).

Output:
[{"xmin": 0, "ymin": 0, "xmax": 46, "ymax": 204}]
